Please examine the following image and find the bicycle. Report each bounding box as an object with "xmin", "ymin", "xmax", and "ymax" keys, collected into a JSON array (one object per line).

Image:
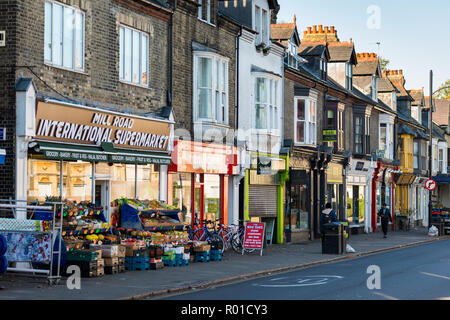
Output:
[
  {"xmin": 228, "ymin": 220, "xmax": 257, "ymax": 254},
  {"xmin": 188, "ymin": 218, "xmax": 226, "ymax": 252}
]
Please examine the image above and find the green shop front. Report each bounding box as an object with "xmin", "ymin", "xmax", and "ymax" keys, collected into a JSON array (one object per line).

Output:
[
  {"xmin": 244, "ymin": 152, "xmax": 289, "ymax": 244},
  {"xmin": 27, "ymin": 100, "xmax": 174, "ymax": 223}
]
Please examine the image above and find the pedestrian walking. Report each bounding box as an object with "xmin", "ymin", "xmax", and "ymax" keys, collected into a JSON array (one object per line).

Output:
[
  {"xmin": 320, "ymin": 202, "xmax": 338, "ymax": 234},
  {"xmin": 378, "ymin": 203, "xmax": 392, "ymax": 238}
]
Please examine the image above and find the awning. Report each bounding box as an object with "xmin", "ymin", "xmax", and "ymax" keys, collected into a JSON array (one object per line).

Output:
[
  {"xmin": 395, "ymin": 174, "xmax": 416, "ymax": 185},
  {"xmin": 433, "ymin": 175, "xmax": 450, "ymax": 183},
  {"xmin": 398, "ymin": 124, "xmax": 416, "ymax": 135},
  {"xmin": 415, "ymin": 130, "xmax": 428, "ymax": 140},
  {"xmin": 30, "ymin": 141, "xmax": 172, "ymax": 165}
]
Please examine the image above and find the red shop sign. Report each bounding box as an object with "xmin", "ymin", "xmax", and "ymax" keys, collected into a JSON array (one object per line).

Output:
[{"xmin": 243, "ymin": 222, "xmax": 266, "ymax": 256}]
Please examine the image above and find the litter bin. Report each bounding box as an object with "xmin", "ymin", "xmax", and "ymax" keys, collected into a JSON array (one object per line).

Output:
[{"xmin": 322, "ymin": 222, "xmax": 344, "ymax": 254}]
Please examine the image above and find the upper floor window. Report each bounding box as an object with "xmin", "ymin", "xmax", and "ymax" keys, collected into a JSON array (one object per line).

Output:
[
  {"xmin": 345, "ymin": 63, "xmax": 353, "ymax": 90},
  {"xmin": 439, "ymin": 148, "xmax": 444, "ymax": 172},
  {"xmin": 285, "ymin": 42, "xmax": 299, "ymax": 69},
  {"xmin": 372, "ymin": 76, "xmax": 378, "ymax": 101},
  {"xmin": 255, "ymin": 5, "xmax": 269, "ymax": 45},
  {"xmin": 194, "ymin": 53, "xmax": 229, "ymax": 124},
  {"xmin": 320, "ymin": 59, "xmax": 327, "ymax": 81},
  {"xmin": 413, "ymin": 141, "xmax": 419, "ymax": 169},
  {"xmin": 326, "ymin": 104, "xmax": 344, "ymax": 152},
  {"xmin": 254, "ymin": 76, "xmax": 279, "ymax": 131},
  {"xmin": 119, "ymin": 25, "xmax": 149, "ymax": 86},
  {"xmin": 379, "ymin": 123, "xmax": 387, "ymax": 152},
  {"xmin": 354, "ymin": 113, "xmax": 370, "ymax": 155},
  {"xmin": 198, "ymin": 0, "xmax": 212, "ymax": 24},
  {"xmin": 44, "ymin": 1, "xmax": 84, "ymax": 71},
  {"xmin": 295, "ymin": 97, "xmax": 317, "ymax": 145}
]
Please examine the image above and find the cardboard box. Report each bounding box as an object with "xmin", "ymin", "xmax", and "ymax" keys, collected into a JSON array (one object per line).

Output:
[
  {"xmin": 96, "ymin": 267, "xmax": 104, "ymax": 277},
  {"xmin": 104, "ymin": 257, "xmax": 119, "ymax": 267},
  {"xmin": 118, "ymin": 245, "xmax": 126, "ymax": 258},
  {"xmin": 101, "ymin": 245, "xmax": 119, "ymax": 258},
  {"xmin": 125, "ymin": 245, "xmax": 139, "ymax": 257},
  {"xmin": 194, "ymin": 244, "xmax": 211, "ymax": 252}
]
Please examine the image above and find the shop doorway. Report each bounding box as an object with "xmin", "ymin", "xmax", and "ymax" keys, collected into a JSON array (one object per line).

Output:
[{"xmin": 95, "ymin": 180, "xmax": 111, "ymax": 221}]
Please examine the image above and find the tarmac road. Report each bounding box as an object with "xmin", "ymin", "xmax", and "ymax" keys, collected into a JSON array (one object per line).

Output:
[{"xmin": 158, "ymin": 239, "xmax": 450, "ymax": 300}]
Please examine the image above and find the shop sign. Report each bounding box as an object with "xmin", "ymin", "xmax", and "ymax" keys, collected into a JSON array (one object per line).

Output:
[
  {"xmin": 355, "ymin": 162, "xmax": 365, "ymax": 171},
  {"xmin": 43, "ymin": 150, "xmax": 171, "ymax": 165},
  {"xmin": 169, "ymin": 140, "xmax": 237, "ymax": 174},
  {"xmin": 376, "ymin": 150, "xmax": 385, "ymax": 159},
  {"xmin": 323, "ymin": 129, "xmax": 337, "ymax": 142},
  {"xmin": 242, "ymin": 222, "xmax": 265, "ymax": 256},
  {"xmin": 257, "ymin": 156, "xmax": 272, "ymax": 175},
  {"xmin": 35, "ymin": 102, "xmax": 171, "ymax": 152}
]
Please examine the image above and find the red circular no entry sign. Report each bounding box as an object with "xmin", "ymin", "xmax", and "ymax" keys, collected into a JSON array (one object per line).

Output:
[{"xmin": 425, "ymin": 179, "xmax": 436, "ymax": 191}]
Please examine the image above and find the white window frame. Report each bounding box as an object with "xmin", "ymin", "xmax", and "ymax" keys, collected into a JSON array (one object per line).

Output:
[
  {"xmin": 44, "ymin": 0, "xmax": 85, "ymax": 72},
  {"xmin": 346, "ymin": 62, "xmax": 353, "ymax": 90},
  {"xmin": 379, "ymin": 123, "xmax": 387, "ymax": 152},
  {"xmin": 372, "ymin": 76, "xmax": 378, "ymax": 102},
  {"xmin": 198, "ymin": 0, "xmax": 213, "ymax": 25},
  {"xmin": 413, "ymin": 140, "xmax": 419, "ymax": 169},
  {"xmin": 193, "ymin": 52, "xmax": 229, "ymax": 124},
  {"xmin": 294, "ymin": 96, "xmax": 317, "ymax": 146},
  {"xmin": 253, "ymin": 73, "xmax": 280, "ymax": 134},
  {"xmin": 254, "ymin": 4, "xmax": 269, "ymax": 45},
  {"xmin": 119, "ymin": 25, "xmax": 149, "ymax": 87}
]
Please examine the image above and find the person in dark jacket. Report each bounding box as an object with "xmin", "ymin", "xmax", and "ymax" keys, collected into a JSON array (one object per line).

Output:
[
  {"xmin": 378, "ymin": 203, "xmax": 392, "ymax": 238},
  {"xmin": 320, "ymin": 202, "xmax": 338, "ymax": 233}
]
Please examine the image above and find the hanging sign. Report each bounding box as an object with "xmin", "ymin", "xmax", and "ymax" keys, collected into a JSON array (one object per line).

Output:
[
  {"xmin": 242, "ymin": 222, "xmax": 266, "ymax": 256},
  {"xmin": 425, "ymin": 179, "xmax": 436, "ymax": 191},
  {"xmin": 323, "ymin": 129, "xmax": 337, "ymax": 142}
]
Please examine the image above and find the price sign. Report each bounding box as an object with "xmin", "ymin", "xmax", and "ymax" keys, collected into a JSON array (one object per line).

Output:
[
  {"xmin": 425, "ymin": 179, "xmax": 436, "ymax": 191},
  {"xmin": 242, "ymin": 222, "xmax": 266, "ymax": 256}
]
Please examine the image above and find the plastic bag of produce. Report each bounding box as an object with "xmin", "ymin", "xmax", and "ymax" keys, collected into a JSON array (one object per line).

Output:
[
  {"xmin": 428, "ymin": 225, "xmax": 438, "ymax": 236},
  {"xmin": 346, "ymin": 244, "xmax": 356, "ymax": 253}
]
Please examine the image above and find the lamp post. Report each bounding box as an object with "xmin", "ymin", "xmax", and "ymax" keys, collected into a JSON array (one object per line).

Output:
[{"xmin": 428, "ymin": 70, "xmax": 450, "ymax": 228}]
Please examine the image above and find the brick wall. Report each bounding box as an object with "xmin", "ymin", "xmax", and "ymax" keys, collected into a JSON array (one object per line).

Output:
[
  {"xmin": 170, "ymin": 0, "xmax": 239, "ymax": 137},
  {"xmin": 0, "ymin": 0, "xmax": 171, "ymax": 198},
  {"xmin": 0, "ymin": 0, "xmax": 18, "ymax": 198}
]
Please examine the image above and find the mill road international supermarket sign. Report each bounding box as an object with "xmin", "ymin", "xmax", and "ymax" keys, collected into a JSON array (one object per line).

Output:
[{"xmin": 35, "ymin": 101, "xmax": 171, "ymax": 153}]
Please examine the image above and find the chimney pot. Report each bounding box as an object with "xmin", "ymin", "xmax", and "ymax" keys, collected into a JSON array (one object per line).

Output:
[
  {"xmin": 324, "ymin": 26, "xmax": 329, "ymax": 33},
  {"xmin": 307, "ymin": 27, "xmax": 312, "ymax": 33},
  {"xmin": 313, "ymin": 25, "xmax": 318, "ymax": 33},
  {"xmin": 319, "ymin": 25, "xmax": 323, "ymax": 33},
  {"xmin": 331, "ymin": 26, "xmax": 335, "ymax": 33}
]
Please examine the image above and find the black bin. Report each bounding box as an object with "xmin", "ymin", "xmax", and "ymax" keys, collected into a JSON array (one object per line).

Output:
[{"xmin": 322, "ymin": 223, "xmax": 344, "ymax": 255}]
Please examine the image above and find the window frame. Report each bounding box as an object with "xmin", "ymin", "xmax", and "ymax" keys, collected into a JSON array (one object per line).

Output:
[
  {"xmin": 44, "ymin": 0, "xmax": 85, "ymax": 72},
  {"xmin": 294, "ymin": 96, "xmax": 317, "ymax": 146},
  {"xmin": 254, "ymin": 4, "xmax": 269, "ymax": 45},
  {"xmin": 253, "ymin": 73, "xmax": 280, "ymax": 134},
  {"xmin": 346, "ymin": 62, "xmax": 353, "ymax": 90},
  {"xmin": 193, "ymin": 52, "xmax": 229, "ymax": 125},
  {"xmin": 119, "ymin": 24, "xmax": 149, "ymax": 87}
]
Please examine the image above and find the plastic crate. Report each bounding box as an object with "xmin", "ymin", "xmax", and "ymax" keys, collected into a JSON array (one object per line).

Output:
[
  {"xmin": 195, "ymin": 251, "xmax": 210, "ymax": 263},
  {"xmin": 125, "ymin": 262, "xmax": 150, "ymax": 271},
  {"xmin": 162, "ymin": 259, "xmax": 176, "ymax": 266},
  {"xmin": 210, "ymin": 249, "xmax": 222, "ymax": 261},
  {"xmin": 125, "ymin": 256, "xmax": 150, "ymax": 264},
  {"xmin": 66, "ymin": 250, "xmax": 99, "ymax": 262}
]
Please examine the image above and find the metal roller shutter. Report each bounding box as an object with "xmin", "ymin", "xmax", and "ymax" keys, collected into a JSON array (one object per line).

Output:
[{"xmin": 249, "ymin": 185, "xmax": 278, "ymax": 217}]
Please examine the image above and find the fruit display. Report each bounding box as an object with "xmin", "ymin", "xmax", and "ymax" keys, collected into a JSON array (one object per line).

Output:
[{"xmin": 115, "ymin": 198, "xmax": 178, "ymax": 212}]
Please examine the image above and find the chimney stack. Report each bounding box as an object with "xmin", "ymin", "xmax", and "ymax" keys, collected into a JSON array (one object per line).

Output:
[{"xmin": 303, "ymin": 25, "xmax": 339, "ymax": 42}]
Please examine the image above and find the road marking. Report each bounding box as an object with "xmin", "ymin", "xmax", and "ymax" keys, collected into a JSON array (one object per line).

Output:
[
  {"xmin": 420, "ymin": 272, "xmax": 450, "ymax": 281},
  {"xmin": 372, "ymin": 292, "xmax": 399, "ymax": 300},
  {"xmin": 253, "ymin": 275, "xmax": 343, "ymax": 288}
]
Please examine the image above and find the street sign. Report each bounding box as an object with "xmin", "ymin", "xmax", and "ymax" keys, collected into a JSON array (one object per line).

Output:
[
  {"xmin": 242, "ymin": 222, "xmax": 265, "ymax": 256},
  {"xmin": 425, "ymin": 179, "xmax": 436, "ymax": 191}
]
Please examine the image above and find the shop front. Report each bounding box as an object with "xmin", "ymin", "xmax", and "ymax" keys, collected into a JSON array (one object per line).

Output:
[
  {"xmin": 244, "ymin": 152, "xmax": 289, "ymax": 244},
  {"xmin": 395, "ymin": 173, "xmax": 416, "ymax": 230},
  {"xmin": 346, "ymin": 159, "xmax": 374, "ymax": 233},
  {"xmin": 411, "ymin": 176, "xmax": 428, "ymax": 226},
  {"xmin": 26, "ymin": 100, "xmax": 174, "ymax": 224},
  {"xmin": 325, "ymin": 162, "xmax": 345, "ymax": 221},
  {"xmin": 167, "ymin": 140, "xmax": 238, "ymax": 227},
  {"xmin": 373, "ymin": 165, "xmax": 396, "ymax": 230},
  {"xmin": 286, "ymin": 151, "xmax": 314, "ymax": 243}
]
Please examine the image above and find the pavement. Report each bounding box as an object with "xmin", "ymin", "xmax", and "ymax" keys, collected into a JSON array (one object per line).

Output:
[{"xmin": 0, "ymin": 227, "xmax": 448, "ymax": 300}]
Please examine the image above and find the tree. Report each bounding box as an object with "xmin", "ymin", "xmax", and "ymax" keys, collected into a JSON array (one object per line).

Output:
[
  {"xmin": 379, "ymin": 57, "xmax": 390, "ymax": 71},
  {"xmin": 434, "ymin": 79, "xmax": 450, "ymax": 99}
]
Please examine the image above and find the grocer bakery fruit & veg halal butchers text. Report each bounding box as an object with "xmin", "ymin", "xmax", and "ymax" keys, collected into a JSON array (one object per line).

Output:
[{"xmin": 36, "ymin": 112, "xmax": 169, "ymax": 150}]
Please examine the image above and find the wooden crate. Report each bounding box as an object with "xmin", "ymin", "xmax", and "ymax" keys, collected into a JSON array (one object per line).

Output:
[
  {"xmin": 104, "ymin": 257, "xmax": 119, "ymax": 267},
  {"xmin": 97, "ymin": 258, "xmax": 104, "ymax": 268},
  {"xmin": 96, "ymin": 267, "xmax": 105, "ymax": 277},
  {"xmin": 105, "ymin": 265, "xmax": 119, "ymax": 274}
]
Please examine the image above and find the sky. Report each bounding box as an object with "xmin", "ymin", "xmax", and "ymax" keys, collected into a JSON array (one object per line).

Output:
[{"xmin": 277, "ymin": 0, "xmax": 450, "ymax": 96}]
